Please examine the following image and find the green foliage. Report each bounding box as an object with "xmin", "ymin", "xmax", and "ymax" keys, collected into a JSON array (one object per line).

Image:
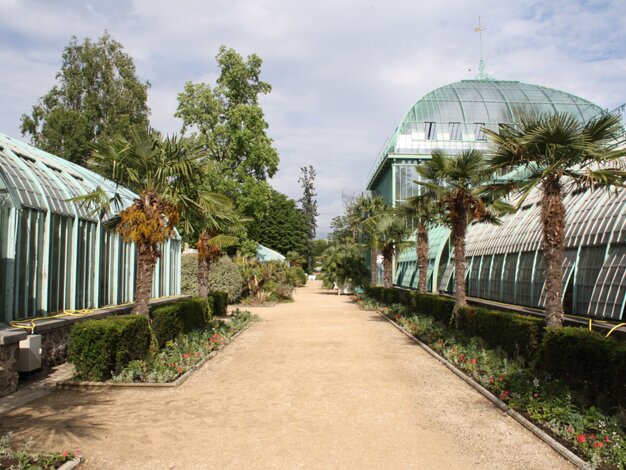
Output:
[
  {"xmin": 208, "ymin": 292, "xmax": 228, "ymax": 316},
  {"xmin": 289, "ymin": 266, "xmax": 307, "ymax": 287},
  {"xmin": 321, "ymin": 243, "xmax": 369, "ymax": 288},
  {"xmin": 150, "ymin": 298, "xmax": 209, "ymax": 348},
  {"xmin": 0, "ymin": 432, "xmax": 74, "ymax": 470},
  {"xmin": 248, "ymin": 190, "xmax": 308, "ymax": 256},
  {"xmin": 239, "ymin": 259, "xmax": 298, "ymax": 303},
  {"xmin": 207, "ymin": 255, "xmax": 244, "ymax": 303},
  {"xmin": 538, "ymin": 327, "xmax": 626, "ymax": 409},
  {"xmin": 298, "ymin": 165, "xmax": 319, "ymax": 269},
  {"xmin": 176, "ymin": 46, "xmax": 278, "ymax": 219},
  {"xmin": 112, "ymin": 310, "xmax": 258, "ymax": 383},
  {"xmin": 457, "ymin": 307, "xmax": 545, "ymax": 361},
  {"xmin": 20, "ymin": 32, "xmax": 150, "ymax": 165},
  {"xmin": 181, "ymin": 252, "xmax": 199, "ymax": 297},
  {"xmin": 68, "ymin": 315, "xmax": 150, "ymax": 381}
]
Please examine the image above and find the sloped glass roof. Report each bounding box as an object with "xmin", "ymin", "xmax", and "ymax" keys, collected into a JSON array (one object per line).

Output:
[
  {"xmin": 367, "ymin": 79, "xmax": 604, "ymax": 189},
  {"xmin": 0, "ymin": 132, "xmax": 136, "ymax": 220}
]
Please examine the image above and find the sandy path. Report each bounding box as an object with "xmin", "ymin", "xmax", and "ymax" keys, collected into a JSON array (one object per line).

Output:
[{"xmin": 0, "ymin": 281, "xmax": 573, "ymax": 469}]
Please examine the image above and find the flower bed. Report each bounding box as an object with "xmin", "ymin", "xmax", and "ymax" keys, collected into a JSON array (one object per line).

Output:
[
  {"xmin": 110, "ymin": 310, "xmax": 257, "ymax": 383},
  {"xmin": 0, "ymin": 432, "xmax": 79, "ymax": 469},
  {"xmin": 356, "ymin": 295, "xmax": 626, "ymax": 469}
]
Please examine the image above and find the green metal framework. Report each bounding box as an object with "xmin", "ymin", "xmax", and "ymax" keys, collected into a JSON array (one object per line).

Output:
[
  {"xmin": 368, "ymin": 79, "xmax": 626, "ymax": 321},
  {"xmin": 0, "ymin": 133, "xmax": 181, "ymax": 322}
]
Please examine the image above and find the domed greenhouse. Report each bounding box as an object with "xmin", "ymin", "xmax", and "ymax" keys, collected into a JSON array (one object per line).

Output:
[{"xmin": 366, "ymin": 79, "xmax": 626, "ymax": 321}]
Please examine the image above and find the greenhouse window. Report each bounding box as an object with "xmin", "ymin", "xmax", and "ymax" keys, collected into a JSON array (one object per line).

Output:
[
  {"xmin": 424, "ymin": 122, "xmax": 437, "ymax": 140},
  {"xmin": 449, "ymin": 122, "xmax": 462, "ymax": 140},
  {"xmin": 474, "ymin": 123, "xmax": 486, "ymax": 141}
]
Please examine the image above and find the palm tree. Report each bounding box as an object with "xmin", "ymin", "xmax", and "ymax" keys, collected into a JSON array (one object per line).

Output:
[
  {"xmin": 348, "ymin": 195, "xmax": 386, "ymax": 285},
  {"xmin": 486, "ymin": 112, "xmax": 626, "ymax": 327},
  {"xmin": 364, "ymin": 211, "xmax": 413, "ymax": 288},
  {"xmin": 395, "ymin": 191, "xmax": 440, "ymax": 293},
  {"xmin": 416, "ymin": 149, "xmax": 511, "ymax": 322},
  {"xmin": 87, "ymin": 128, "xmax": 230, "ymax": 317}
]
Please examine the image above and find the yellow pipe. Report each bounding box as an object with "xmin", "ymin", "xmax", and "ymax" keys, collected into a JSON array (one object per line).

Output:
[
  {"xmin": 9, "ymin": 295, "xmax": 180, "ymax": 333},
  {"xmin": 606, "ymin": 322, "xmax": 626, "ymax": 338}
]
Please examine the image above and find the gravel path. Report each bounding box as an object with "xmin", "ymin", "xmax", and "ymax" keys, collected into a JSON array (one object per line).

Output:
[{"xmin": 0, "ymin": 281, "xmax": 574, "ymax": 469}]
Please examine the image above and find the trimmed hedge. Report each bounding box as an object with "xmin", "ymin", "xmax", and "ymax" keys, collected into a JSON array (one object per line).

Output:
[
  {"xmin": 69, "ymin": 315, "xmax": 150, "ymax": 381},
  {"xmin": 364, "ymin": 286, "xmax": 626, "ymax": 410},
  {"xmin": 151, "ymin": 297, "xmax": 209, "ymax": 348},
  {"xmin": 458, "ymin": 306, "xmax": 544, "ymax": 360},
  {"xmin": 538, "ymin": 327, "xmax": 626, "ymax": 408},
  {"xmin": 208, "ymin": 291, "xmax": 228, "ymax": 316}
]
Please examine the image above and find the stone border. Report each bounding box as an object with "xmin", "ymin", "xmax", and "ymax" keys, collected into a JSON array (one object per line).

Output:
[
  {"xmin": 58, "ymin": 456, "xmax": 83, "ymax": 470},
  {"xmin": 356, "ymin": 301, "xmax": 593, "ymax": 470},
  {"xmin": 56, "ymin": 323, "xmax": 252, "ymax": 390}
]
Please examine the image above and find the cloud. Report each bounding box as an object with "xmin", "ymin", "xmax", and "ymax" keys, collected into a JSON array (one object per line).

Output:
[{"xmin": 1, "ymin": 0, "xmax": 625, "ymax": 237}]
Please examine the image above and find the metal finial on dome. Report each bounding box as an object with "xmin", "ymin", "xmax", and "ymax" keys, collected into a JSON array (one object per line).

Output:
[{"xmin": 474, "ymin": 17, "xmax": 493, "ymax": 80}]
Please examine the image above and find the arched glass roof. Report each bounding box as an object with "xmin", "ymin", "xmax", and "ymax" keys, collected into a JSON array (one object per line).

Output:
[
  {"xmin": 367, "ymin": 79, "xmax": 605, "ymax": 189},
  {"xmin": 0, "ymin": 132, "xmax": 136, "ymax": 220}
]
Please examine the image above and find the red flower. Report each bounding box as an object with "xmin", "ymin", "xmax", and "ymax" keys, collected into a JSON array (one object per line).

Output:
[
  {"xmin": 605, "ymin": 435, "xmax": 610, "ymax": 443},
  {"xmin": 499, "ymin": 390, "xmax": 510, "ymax": 400},
  {"xmin": 470, "ymin": 358, "xmax": 477, "ymax": 365},
  {"xmin": 590, "ymin": 434, "xmax": 595, "ymax": 440},
  {"xmin": 170, "ymin": 363, "xmax": 176, "ymax": 368},
  {"xmin": 577, "ymin": 434, "xmax": 587, "ymax": 443},
  {"xmin": 567, "ymin": 427, "xmax": 573, "ymax": 433},
  {"xmin": 74, "ymin": 449, "xmax": 80, "ymax": 457},
  {"xmin": 177, "ymin": 366, "xmax": 183, "ymax": 373},
  {"xmin": 533, "ymin": 393, "xmax": 539, "ymax": 399},
  {"xmin": 593, "ymin": 441, "xmax": 603, "ymax": 449},
  {"xmin": 488, "ymin": 377, "xmax": 494, "ymax": 384},
  {"xmin": 63, "ymin": 450, "xmax": 69, "ymax": 458},
  {"xmin": 183, "ymin": 353, "xmax": 190, "ymax": 359},
  {"xmin": 498, "ymin": 375, "xmax": 504, "ymax": 382},
  {"xmin": 459, "ymin": 354, "xmax": 466, "ymax": 362}
]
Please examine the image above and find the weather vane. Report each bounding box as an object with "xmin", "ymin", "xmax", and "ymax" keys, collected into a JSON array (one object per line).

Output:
[{"xmin": 474, "ymin": 16, "xmax": 490, "ymax": 80}]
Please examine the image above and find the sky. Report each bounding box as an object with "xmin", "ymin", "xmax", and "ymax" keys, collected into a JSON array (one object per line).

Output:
[{"xmin": 1, "ymin": 0, "xmax": 626, "ymax": 237}]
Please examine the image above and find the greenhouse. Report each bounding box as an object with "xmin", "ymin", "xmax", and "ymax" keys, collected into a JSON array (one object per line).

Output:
[
  {"xmin": 368, "ymin": 79, "xmax": 626, "ymax": 321},
  {"xmin": 0, "ymin": 133, "xmax": 181, "ymax": 323}
]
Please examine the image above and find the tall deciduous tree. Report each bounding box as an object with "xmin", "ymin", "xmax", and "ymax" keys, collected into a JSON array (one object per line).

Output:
[
  {"xmin": 175, "ymin": 46, "xmax": 278, "ymax": 218},
  {"xmin": 416, "ymin": 149, "xmax": 511, "ymax": 323},
  {"xmin": 298, "ymin": 165, "xmax": 319, "ymax": 270},
  {"xmin": 247, "ymin": 190, "xmax": 308, "ymax": 257},
  {"xmin": 487, "ymin": 113, "xmax": 626, "ymax": 328},
  {"xmin": 21, "ymin": 32, "xmax": 150, "ymax": 166}
]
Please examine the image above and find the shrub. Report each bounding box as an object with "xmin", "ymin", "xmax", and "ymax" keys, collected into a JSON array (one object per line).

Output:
[
  {"xmin": 457, "ymin": 307, "xmax": 544, "ymax": 360},
  {"xmin": 151, "ymin": 297, "xmax": 209, "ymax": 348},
  {"xmin": 208, "ymin": 291, "xmax": 228, "ymax": 316},
  {"xmin": 538, "ymin": 327, "xmax": 626, "ymax": 409},
  {"xmin": 289, "ymin": 266, "xmax": 307, "ymax": 287},
  {"xmin": 69, "ymin": 315, "xmax": 150, "ymax": 381},
  {"xmin": 181, "ymin": 252, "xmax": 199, "ymax": 297},
  {"xmin": 207, "ymin": 256, "xmax": 244, "ymax": 303}
]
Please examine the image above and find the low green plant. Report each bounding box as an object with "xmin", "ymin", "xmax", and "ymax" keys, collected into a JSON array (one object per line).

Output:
[
  {"xmin": 208, "ymin": 291, "xmax": 228, "ymax": 316},
  {"xmin": 150, "ymin": 297, "xmax": 209, "ymax": 348},
  {"xmin": 360, "ymin": 291, "xmax": 626, "ymax": 469},
  {"xmin": 112, "ymin": 310, "xmax": 257, "ymax": 383},
  {"xmin": 68, "ymin": 315, "xmax": 150, "ymax": 381},
  {"xmin": 207, "ymin": 256, "xmax": 244, "ymax": 303},
  {"xmin": 0, "ymin": 433, "xmax": 77, "ymax": 470}
]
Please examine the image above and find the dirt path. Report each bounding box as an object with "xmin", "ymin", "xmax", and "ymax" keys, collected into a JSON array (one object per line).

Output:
[{"xmin": 0, "ymin": 281, "xmax": 573, "ymax": 469}]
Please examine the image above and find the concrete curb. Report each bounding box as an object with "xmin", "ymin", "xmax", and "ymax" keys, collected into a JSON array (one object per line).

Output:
[
  {"xmin": 58, "ymin": 456, "xmax": 83, "ymax": 470},
  {"xmin": 356, "ymin": 301, "xmax": 593, "ymax": 470},
  {"xmin": 56, "ymin": 323, "xmax": 252, "ymax": 391}
]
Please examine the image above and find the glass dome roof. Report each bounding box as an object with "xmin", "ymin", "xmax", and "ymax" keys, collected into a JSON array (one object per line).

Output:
[
  {"xmin": 367, "ymin": 79, "xmax": 605, "ymax": 188},
  {"xmin": 0, "ymin": 132, "xmax": 136, "ymax": 220}
]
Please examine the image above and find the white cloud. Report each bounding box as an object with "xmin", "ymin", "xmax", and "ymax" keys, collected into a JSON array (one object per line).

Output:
[{"xmin": 1, "ymin": 0, "xmax": 625, "ymax": 237}]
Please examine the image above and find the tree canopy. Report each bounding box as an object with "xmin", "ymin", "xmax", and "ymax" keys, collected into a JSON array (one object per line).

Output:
[
  {"xmin": 247, "ymin": 190, "xmax": 308, "ymax": 257},
  {"xmin": 175, "ymin": 46, "xmax": 279, "ymax": 218},
  {"xmin": 21, "ymin": 32, "xmax": 150, "ymax": 165}
]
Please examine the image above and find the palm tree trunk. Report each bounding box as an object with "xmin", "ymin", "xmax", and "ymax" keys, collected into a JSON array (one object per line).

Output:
[
  {"xmin": 452, "ymin": 214, "xmax": 467, "ymax": 326},
  {"xmin": 383, "ymin": 250, "xmax": 393, "ymax": 288},
  {"xmin": 417, "ymin": 223, "xmax": 429, "ymax": 293},
  {"xmin": 198, "ymin": 255, "xmax": 209, "ymax": 298},
  {"xmin": 541, "ymin": 182, "xmax": 565, "ymax": 328},
  {"xmin": 370, "ymin": 247, "xmax": 378, "ymax": 286},
  {"xmin": 134, "ymin": 246, "xmax": 157, "ymax": 317}
]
